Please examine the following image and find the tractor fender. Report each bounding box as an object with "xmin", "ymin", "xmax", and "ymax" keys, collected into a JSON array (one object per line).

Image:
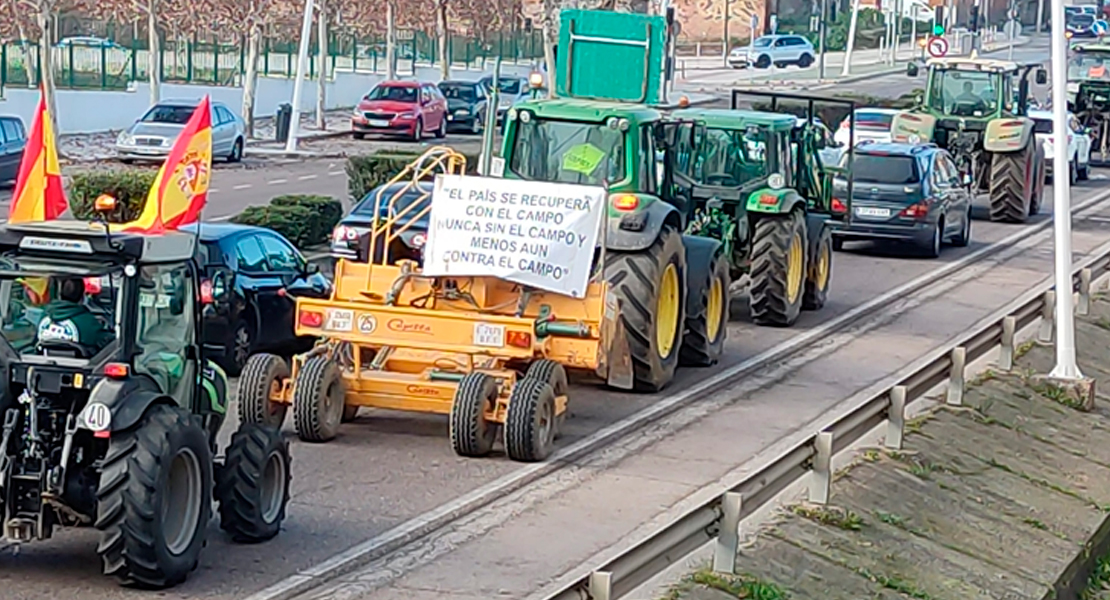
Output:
[
  {"xmin": 681, "ymin": 235, "xmax": 724, "ymax": 322},
  {"xmin": 804, "ymin": 213, "xmax": 832, "ymax": 262},
  {"xmin": 746, "ymin": 188, "xmax": 807, "ymax": 215},
  {"xmin": 79, "ymin": 378, "xmax": 175, "ymax": 433},
  {"xmin": 605, "ymin": 201, "xmax": 683, "ymax": 252},
  {"xmin": 984, "ymin": 117, "xmax": 1034, "ymax": 153},
  {"xmin": 890, "ymin": 111, "xmax": 937, "ymax": 143}
]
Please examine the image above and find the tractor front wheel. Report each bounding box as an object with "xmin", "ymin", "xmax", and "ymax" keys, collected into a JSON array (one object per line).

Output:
[
  {"xmin": 988, "ymin": 144, "xmax": 1035, "ymax": 223},
  {"xmin": 680, "ymin": 251, "xmax": 730, "ymax": 367},
  {"xmin": 749, "ymin": 210, "xmax": 809, "ymax": 326},
  {"xmin": 216, "ymin": 423, "xmax": 291, "ymax": 543},
  {"xmin": 603, "ymin": 226, "xmax": 686, "ymax": 392}
]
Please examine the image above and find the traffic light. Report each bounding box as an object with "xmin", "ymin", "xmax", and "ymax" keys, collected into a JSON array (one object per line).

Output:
[{"xmin": 933, "ymin": 6, "xmax": 945, "ymax": 35}]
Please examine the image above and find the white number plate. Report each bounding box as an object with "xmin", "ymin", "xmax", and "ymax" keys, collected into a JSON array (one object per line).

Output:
[
  {"xmin": 473, "ymin": 323, "xmax": 506, "ymax": 348},
  {"xmin": 368, "ymin": 119, "xmax": 390, "ymax": 127},
  {"xmin": 326, "ymin": 309, "xmax": 353, "ymax": 331},
  {"xmin": 856, "ymin": 207, "xmax": 891, "ymax": 217}
]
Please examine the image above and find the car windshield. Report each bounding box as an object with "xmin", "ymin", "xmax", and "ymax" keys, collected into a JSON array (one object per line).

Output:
[
  {"xmin": 753, "ymin": 37, "xmax": 772, "ymax": 47},
  {"xmin": 926, "ymin": 69, "xmax": 999, "ymax": 115},
  {"xmin": 440, "ymin": 84, "xmax": 477, "ymax": 101},
  {"xmin": 855, "ymin": 111, "xmax": 895, "ymax": 128},
  {"xmin": 509, "ymin": 118, "xmax": 626, "ymax": 185},
  {"xmin": 366, "ymin": 85, "xmax": 418, "ymax": 102},
  {"xmin": 695, "ymin": 127, "xmax": 771, "ymax": 186},
  {"xmin": 1033, "ymin": 118, "xmax": 1054, "ymax": 134},
  {"xmin": 0, "ymin": 256, "xmax": 122, "ymax": 354},
  {"xmin": 141, "ymin": 104, "xmax": 197, "ymax": 125},
  {"xmin": 494, "ymin": 78, "xmax": 522, "ymax": 94},
  {"xmin": 846, "ymin": 154, "xmax": 920, "ymax": 184},
  {"xmin": 353, "ymin": 184, "xmax": 432, "ymax": 218},
  {"xmin": 1068, "ymin": 53, "xmax": 1110, "ymax": 80},
  {"xmin": 1070, "ymin": 14, "xmax": 1095, "ymax": 25}
]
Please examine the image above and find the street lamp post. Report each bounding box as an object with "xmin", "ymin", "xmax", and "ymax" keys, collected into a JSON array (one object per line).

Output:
[{"xmin": 285, "ymin": 0, "xmax": 316, "ymax": 153}]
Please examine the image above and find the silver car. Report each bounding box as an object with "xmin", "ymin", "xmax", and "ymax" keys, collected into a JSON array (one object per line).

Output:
[{"xmin": 116, "ymin": 99, "xmax": 246, "ymax": 163}]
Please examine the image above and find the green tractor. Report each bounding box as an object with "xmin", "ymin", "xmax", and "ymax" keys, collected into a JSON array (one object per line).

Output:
[
  {"xmin": 1067, "ymin": 44, "xmax": 1110, "ymax": 164},
  {"xmin": 669, "ymin": 91, "xmax": 852, "ymax": 326},
  {"xmin": 894, "ymin": 55, "xmax": 1048, "ymax": 223},
  {"xmin": 498, "ymin": 8, "xmax": 729, "ymax": 392}
]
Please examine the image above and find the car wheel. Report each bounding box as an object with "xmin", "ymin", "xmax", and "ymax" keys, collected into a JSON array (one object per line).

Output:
[
  {"xmin": 353, "ymin": 132, "xmax": 365, "ymax": 140},
  {"xmin": 470, "ymin": 114, "xmax": 483, "ymax": 134},
  {"xmin": 798, "ymin": 53, "xmax": 814, "ymax": 67},
  {"xmin": 120, "ymin": 158, "xmax": 134, "ymax": 165},
  {"xmin": 951, "ymin": 209, "xmax": 972, "ymax": 247},
  {"xmin": 756, "ymin": 54, "xmax": 771, "ymax": 69},
  {"xmin": 918, "ymin": 219, "xmax": 942, "ymax": 258},
  {"xmin": 411, "ymin": 119, "xmax": 423, "ymax": 142},
  {"xmin": 435, "ymin": 116, "xmax": 447, "ymax": 139},
  {"xmin": 228, "ymin": 138, "xmax": 244, "ymax": 163}
]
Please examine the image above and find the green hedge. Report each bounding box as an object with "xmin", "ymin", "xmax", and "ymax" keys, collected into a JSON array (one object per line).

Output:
[
  {"xmin": 346, "ymin": 149, "xmax": 482, "ymax": 201},
  {"xmin": 230, "ymin": 194, "xmax": 343, "ymax": 248},
  {"xmin": 68, "ymin": 171, "xmax": 158, "ymax": 223},
  {"xmin": 270, "ymin": 195, "xmax": 344, "ymax": 246}
]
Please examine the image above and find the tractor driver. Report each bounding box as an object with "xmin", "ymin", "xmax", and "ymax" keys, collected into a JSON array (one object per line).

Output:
[
  {"xmin": 36, "ymin": 277, "xmax": 114, "ymax": 352},
  {"xmin": 954, "ymin": 81, "xmax": 984, "ymax": 107}
]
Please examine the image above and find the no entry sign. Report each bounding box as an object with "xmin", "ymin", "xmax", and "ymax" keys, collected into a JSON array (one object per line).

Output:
[{"xmin": 927, "ymin": 36, "xmax": 949, "ymax": 58}]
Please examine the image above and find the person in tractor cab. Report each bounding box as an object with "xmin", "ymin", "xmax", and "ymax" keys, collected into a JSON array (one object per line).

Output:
[
  {"xmin": 954, "ymin": 81, "xmax": 983, "ymax": 106},
  {"xmin": 36, "ymin": 277, "xmax": 113, "ymax": 352}
]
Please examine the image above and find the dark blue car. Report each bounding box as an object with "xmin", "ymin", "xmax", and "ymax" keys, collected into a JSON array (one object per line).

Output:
[{"xmin": 331, "ymin": 181, "xmax": 432, "ymax": 264}]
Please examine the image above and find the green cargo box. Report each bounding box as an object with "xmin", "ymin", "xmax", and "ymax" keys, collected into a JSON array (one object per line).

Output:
[{"xmin": 555, "ymin": 9, "xmax": 667, "ymax": 105}]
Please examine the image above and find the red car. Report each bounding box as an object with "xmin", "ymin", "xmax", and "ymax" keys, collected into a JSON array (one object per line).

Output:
[{"xmin": 352, "ymin": 81, "xmax": 448, "ymax": 141}]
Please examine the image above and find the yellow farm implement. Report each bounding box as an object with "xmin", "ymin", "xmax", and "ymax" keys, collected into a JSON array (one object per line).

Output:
[{"xmin": 237, "ymin": 147, "xmax": 632, "ymax": 462}]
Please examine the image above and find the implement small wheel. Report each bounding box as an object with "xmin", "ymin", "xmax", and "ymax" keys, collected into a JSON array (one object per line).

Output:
[
  {"xmin": 292, "ymin": 356, "xmax": 344, "ymax": 443},
  {"xmin": 505, "ymin": 379, "xmax": 557, "ymax": 462},
  {"xmin": 449, "ymin": 372, "xmax": 500, "ymax": 457},
  {"xmin": 216, "ymin": 423, "xmax": 291, "ymax": 543},
  {"xmin": 526, "ymin": 360, "xmax": 568, "ymax": 436},
  {"xmin": 237, "ymin": 354, "xmax": 289, "ymax": 429},
  {"xmin": 803, "ymin": 225, "xmax": 833, "ymax": 311}
]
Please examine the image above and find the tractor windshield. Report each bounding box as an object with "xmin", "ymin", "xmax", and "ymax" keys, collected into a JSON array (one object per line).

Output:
[
  {"xmin": 694, "ymin": 126, "xmax": 770, "ymax": 187},
  {"xmin": 1068, "ymin": 53, "xmax": 1110, "ymax": 81},
  {"xmin": 927, "ymin": 69, "xmax": 1001, "ymax": 116},
  {"xmin": 509, "ymin": 118, "xmax": 626, "ymax": 185},
  {"xmin": 0, "ymin": 256, "xmax": 121, "ymax": 354}
]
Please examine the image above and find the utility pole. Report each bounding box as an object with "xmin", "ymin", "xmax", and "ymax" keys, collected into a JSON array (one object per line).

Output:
[
  {"xmin": 286, "ymin": 0, "xmax": 316, "ymax": 152},
  {"xmin": 819, "ymin": 0, "xmax": 828, "ymax": 78},
  {"xmin": 1036, "ymin": 0, "xmax": 1045, "ymax": 33},
  {"xmin": 842, "ymin": 0, "xmax": 861, "ymax": 75},
  {"xmin": 723, "ymin": 0, "xmax": 730, "ymax": 66},
  {"xmin": 893, "ymin": 0, "xmax": 902, "ymax": 62}
]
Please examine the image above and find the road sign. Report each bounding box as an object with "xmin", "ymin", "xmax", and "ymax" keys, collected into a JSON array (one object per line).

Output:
[
  {"xmin": 1094, "ymin": 19, "xmax": 1109, "ymax": 35},
  {"xmin": 927, "ymin": 35, "xmax": 949, "ymax": 57}
]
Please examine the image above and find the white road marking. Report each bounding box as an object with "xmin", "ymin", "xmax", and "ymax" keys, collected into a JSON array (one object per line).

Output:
[
  {"xmin": 269, "ymin": 179, "xmax": 288, "ymax": 185},
  {"xmin": 328, "ymin": 171, "xmax": 344, "ymax": 176},
  {"xmin": 209, "ymin": 189, "xmax": 220, "ymax": 194},
  {"xmin": 210, "ymin": 214, "xmax": 235, "ymax": 222},
  {"xmin": 233, "ymin": 184, "xmax": 253, "ymax": 190},
  {"xmin": 299, "ymin": 174, "xmax": 318, "ymax": 181}
]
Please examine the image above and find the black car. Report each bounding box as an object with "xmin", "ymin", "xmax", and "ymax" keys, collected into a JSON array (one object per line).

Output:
[
  {"xmin": 832, "ymin": 143, "xmax": 973, "ymax": 258},
  {"xmin": 181, "ymin": 223, "xmax": 332, "ymax": 375},
  {"xmin": 438, "ymin": 80, "xmax": 488, "ymax": 134},
  {"xmin": 0, "ymin": 116, "xmax": 27, "ymax": 185},
  {"xmin": 331, "ymin": 181, "xmax": 432, "ymax": 263}
]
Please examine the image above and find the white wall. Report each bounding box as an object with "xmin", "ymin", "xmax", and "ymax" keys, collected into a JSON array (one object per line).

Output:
[{"xmin": 0, "ymin": 63, "xmax": 534, "ymax": 135}]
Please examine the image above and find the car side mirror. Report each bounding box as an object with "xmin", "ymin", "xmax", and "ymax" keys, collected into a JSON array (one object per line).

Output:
[
  {"xmin": 907, "ymin": 62, "xmax": 919, "ymax": 77},
  {"xmin": 1035, "ymin": 68, "xmax": 1048, "ymax": 85},
  {"xmin": 303, "ymin": 262, "xmax": 320, "ymax": 276}
]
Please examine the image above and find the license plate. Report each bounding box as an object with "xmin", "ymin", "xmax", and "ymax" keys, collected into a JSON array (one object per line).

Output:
[
  {"xmin": 473, "ymin": 323, "xmax": 505, "ymax": 348},
  {"xmin": 856, "ymin": 207, "xmax": 891, "ymax": 217},
  {"xmin": 326, "ymin": 309, "xmax": 353, "ymax": 331},
  {"xmin": 368, "ymin": 119, "xmax": 390, "ymax": 127}
]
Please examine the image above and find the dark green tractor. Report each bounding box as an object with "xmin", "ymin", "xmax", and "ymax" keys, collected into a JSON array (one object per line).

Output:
[{"xmin": 1067, "ymin": 44, "xmax": 1110, "ymax": 164}]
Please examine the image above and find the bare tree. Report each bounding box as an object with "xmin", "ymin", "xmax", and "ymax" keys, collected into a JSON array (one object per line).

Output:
[
  {"xmin": 210, "ymin": 0, "xmax": 284, "ymax": 137},
  {"xmin": 5, "ymin": 0, "xmax": 72, "ymax": 139},
  {"xmin": 0, "ymin": 0, "xmax": 38, "ymax": 87}
]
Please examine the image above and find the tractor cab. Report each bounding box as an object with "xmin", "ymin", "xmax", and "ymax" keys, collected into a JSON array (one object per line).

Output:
[{"xmin": 1067, "ymin": 44, "xmax": 1110, "ymax": 162}]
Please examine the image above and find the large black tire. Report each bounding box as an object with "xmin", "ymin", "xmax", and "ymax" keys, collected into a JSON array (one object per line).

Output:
[
  {"xmin": 237, "ymin": 353, "xmax": 289, "ymax": 429},
  {"xmin": 292, "ymin": 356, "xmax": 344, "ymax": 442},
  {"xmin": 988, "ymin": 144, "xmax": 1034, "ymax": 223},
  {"xmin": 749, "ymin": 211, "xmax": 808, "ymax": 327},
  {"xmin": 216, "ymin": 424, "xmax": 291, "ymax": 543},
  {"xmin": 95, "ymin": 404, "xmax": 212, "ymax": 588},
  {"xmin": 803, "ymin": 225, "xmax": 833, "ymax": 311},
  {"xmin": 449, "ymin": 372, "xmax": 500, "ymax": 457},
  {"xmin": 504, "ymin": 378, "xmax": 557, "ymax": 462},
  {"xmin": 525, "ymin": 360, "xmax": 569, "ymax": 436},
  {"xmin": 680, "ymin": 252, "xmax": 729, "ymax": 367},
  {"xmin": 603, "ymin": 226, "xmax": 686, "ymax": 392}
]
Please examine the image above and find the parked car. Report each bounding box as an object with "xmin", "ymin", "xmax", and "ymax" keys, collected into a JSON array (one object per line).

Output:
[
  {"xmin": 438, "ymin": 80, "xmax": 488, "ymax": 134},
  {"xmin": 332, "ymin": 181, "xmax": 432, "ymax": 264},
  {"xmin": 478, "ymin": 75, "xmax": 532, "ymax": 128},
  {"xmin": 56, "ymin": 36, "xmax": 121, "ymax": 49},
  {"xmin": 728, "ymin": 35, "xmax": 816, "ymax": 69},
  {"xmin": 834, "ymin": 108, "xmax": 900, "ymax": 147},
  {"xmin": 1067, "ymin": 13, "xmax": 1098, "ymax": 38},
  {"xmin": 0, "ymin": 115, "xmax": 27, "ymax": 186},
  {"xmin": 1029, "ymin": 108, "xmax": 1092, "ymax": 183},
  {"xmin": 831, "ymin": 143, "xmax": 972, "ymax": 258},
  {"xmin": 116, "ymin": 98, "xmax": 245, "ymax": 163},
  {"xmin": 180, "ymin": 223, "xmax": 331, "ymax": 375},
  {"xmin": 352, "ymin": 80, "xmax": 448, "ymax": 141}
]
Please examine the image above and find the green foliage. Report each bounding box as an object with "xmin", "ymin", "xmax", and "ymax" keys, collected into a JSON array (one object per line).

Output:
[
  {"xmin": 270, "ymin": 195, "xmax": 344, "ymax": 246},
  {"xmin": 345, "ymin": 149, "xmax": 482, "ymax": 201},
  {"xmin": 68, "ymin": 170, "xmax": 158, "ymax": 223},
  {"xmin": 230, "ymin": 205, "xmax": 316, "ymax": 248}
]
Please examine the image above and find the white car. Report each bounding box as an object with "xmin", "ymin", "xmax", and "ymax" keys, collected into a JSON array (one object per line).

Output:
[
  {"xmin": 834, "ymin": 108, "xmax": 900, "ymax": 147},
  {"xmin": 728, "ymin": 35, "xmax": 816, "ymax": 70},
  {"xmin": 1029, "ymin": 108, "xmax": 1091, "ymax": 183}
]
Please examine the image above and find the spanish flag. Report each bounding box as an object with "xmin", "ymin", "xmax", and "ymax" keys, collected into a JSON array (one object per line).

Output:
[
  {"xmin": 8, "ymin": 94, "xmax": 68, "ymax": 223},
  {"xmin": 121, "ymin": 96, "xmax": 211, "ymax": 233}
]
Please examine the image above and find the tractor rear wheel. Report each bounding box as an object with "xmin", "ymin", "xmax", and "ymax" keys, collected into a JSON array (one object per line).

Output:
[
  {"xmin": 505, "ymin": 378, "xmax": 557, "ymax": 462},
  {"xmin": 216, "ymin": 423, "xmax": 291, "ymax": 543},
  {"xmin": 449, "ymin": 372, "xmax": 500, "ymax": 457},
  {"xmin": 95, "ymin": 405, "xmax": 212, "ymax": 588},
  {"xmin": 749, "ymin": 210, "xmax": 808, "ymax": 326},
  {"xmin": 292, "ymin": 356, "xmax": 344, "ymax": 442},
  {"xmin": 988, "ymin": 144, "xmax": 1034, "ymax": 223},
  {"xmin": 803, "ymin": 225, "xmax": 833, "ymax": 311},
  {"xmin": 237, "ymin": 353, "xmax": 289, "ymax": 429},
  {"xmin": 680, "ymin": 251, "xmax": 729, "ymax": 367},
  {"xmin": 603, "ymin": 226, "xmax": 686, "ymax": 392}
]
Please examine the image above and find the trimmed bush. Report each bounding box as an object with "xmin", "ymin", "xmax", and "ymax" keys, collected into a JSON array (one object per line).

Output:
[
  {"xmin": 230, "ymin": 205, "xmax": 316, "ymax": 248},
  {"xmin": 68, "ymin": 170, "xmax": 158, "ymax": 223},
  {"xmin": 270, "ymin": 195, "xmax": 344, "ymax": 246},
  {"xmin": 346, "ymin": 149, "xmax": 482, "ymax": 201}
]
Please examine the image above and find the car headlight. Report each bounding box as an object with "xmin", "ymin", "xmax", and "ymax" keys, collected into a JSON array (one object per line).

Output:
[
  {"xmin": 398, "ymin": 112, "xmax": 415, "ymax": 119},
  {"xmin": 117, "ymin": 132, "xmax": 133, "ymax": 145}
]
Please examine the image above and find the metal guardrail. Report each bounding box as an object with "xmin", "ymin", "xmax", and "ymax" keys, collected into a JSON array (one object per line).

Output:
[{"xmin": 544, "ymin": 242, "xmax": 1110, "ymax": 600}]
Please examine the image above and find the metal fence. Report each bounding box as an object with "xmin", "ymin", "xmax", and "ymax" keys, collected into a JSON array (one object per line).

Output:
[{"xmin": 0, "ymin": 30, "xmax": 545, "ymax": 90}]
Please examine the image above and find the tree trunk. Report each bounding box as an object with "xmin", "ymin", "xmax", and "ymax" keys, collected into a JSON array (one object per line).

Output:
[
  {"xmin": 241, "ymin": 21, "xmax": 263, "ymax": 138},
  {"xmin": 437, "ymin": 1, "xmax": 450, "ymax": 80},
  {"xmin": 385, "ymin": 2, "xmax": 396, "ymax": 79},
  {"xmin": 316, "ymin": 0, "xmax": 327, "ymax": 129},
  {"xmin": 36, "ymin": 9, "xmax": 59, "ymax": 146},
  {"xmin": 147, "ymin": 6, "xmax": 161, "ymax": 105},
  {"xmin": 542, "ymin": 22, "xmax": 556, "ymax": 98}
]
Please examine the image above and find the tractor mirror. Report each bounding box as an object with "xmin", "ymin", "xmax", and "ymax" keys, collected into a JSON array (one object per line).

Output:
[
  {"xmin": 1035, "ymin": 68, "xmax": 1048, "ymax": 85},
  {"xmin": 907, "ymin": 62, "xmax": 919, "ymax": 77}
]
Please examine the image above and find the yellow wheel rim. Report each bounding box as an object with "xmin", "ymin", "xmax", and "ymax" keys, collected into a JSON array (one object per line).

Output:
[
  {"xmin": 706, "ymin": 275, "xmax": 724, "ymax": 343},
  {"xmin": 815, "ymin": 240, "xmax": 830, "ymax": 290},
  {"xmin": 656, "ymin": 263, "xmax": 680, "ymax": 359},
  {"xmin": 786, "ymin": 232, "xmax": 804, "ymax": 304}
]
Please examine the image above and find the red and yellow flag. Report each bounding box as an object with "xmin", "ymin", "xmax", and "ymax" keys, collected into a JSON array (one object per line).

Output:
[
  {"xmin": 121, "ymin": 95, "xmax": 212, "ymax": 234},
  {"xmin": 8, "ymin": 94, "xmax": 69, "ymax": 223}
]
